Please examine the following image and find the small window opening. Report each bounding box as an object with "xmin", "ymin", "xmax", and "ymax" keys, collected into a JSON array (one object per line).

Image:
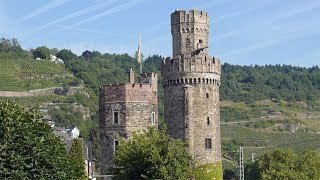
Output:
[
  {"xmin": 205, "ymin": 138, "xmax": 212, "ymax": 149},
  {"xmin": 114, "ymin": 140, "xmax": 119, "ymax": 152},
  {"xmin": 207, "ymin": 117, "xmax": 210, "ymax": 125},
  {"xmin": 113, "ymin": 112, "xmax": 119, "ymax": 124},
  {"xmin": 151, "ymin": 112, "xmax": 155, "ymax": 126},
  {"xmin": 199, "ymin": 39, "xmax": 203, "ymax": 43},
  {"xmin": 206, "ymin": 93, "xmax": 209, "ymax": 98},
  {"xmin": 186, "ymin": 38, "xmax": 190, "ymax": 45}
]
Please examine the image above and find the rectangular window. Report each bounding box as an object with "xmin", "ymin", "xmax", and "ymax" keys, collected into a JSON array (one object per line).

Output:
[
  {"xmin": 205, "ymin": 138, "xmax": 212, "ymax": 149},
  {"xmin": 206, "ymin": 93, "xmax": 209, "ymax": 98},
  {"xmin": 114, "ymin": 140, "xmax": 119, "ymax": 152},
  {"xmin": 113, "ymin": 112, "xmax": 119, "ymax": 124},
  {"xmin": 151, "ymin": 112, "xmax": 155, "ymax": 126},
  {"xmin": 207, "ymin": 117, "xmax": 210, "ymax": 125}
]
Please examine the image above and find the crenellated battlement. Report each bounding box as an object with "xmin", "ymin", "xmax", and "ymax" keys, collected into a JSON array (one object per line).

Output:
[
  {"xmin": 171, "ymin": 10, "xmax": 209, "ymax": 25},
  {"xmin": 162, "ymin": 55, "xmax": 221, "ymax": 87},
  {"xmin": 162, "ymin": 9, "xmax": 222, "ymax": 166},
  {"xmin": 100, "ymin": 70, "xmax": 158, "ymax": 92},
  {"xmin": 171, "ymin": 10, "xmax": 210, "ymax": 58}
]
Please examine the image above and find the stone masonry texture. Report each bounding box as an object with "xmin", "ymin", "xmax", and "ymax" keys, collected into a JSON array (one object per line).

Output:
[
  {"xmin": 162, "ymin": 10, "xmax": 222, "ymax": 165},
  {"xmin": 99, "ymin": 70, "xmax": 158, "ymax": 174}
]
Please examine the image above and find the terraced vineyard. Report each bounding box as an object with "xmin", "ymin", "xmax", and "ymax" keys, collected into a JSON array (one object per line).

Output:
[
  {"xmin": 0, "ymin": 60, "xmax": 24, "ymax": 91},
  {"xmin": 0, "ymin": 59, "xmax": 74, "ymax": 91},
  {"xmin": 0, "ymin": 95, "xmax": 65, "ymax": 108},
  {"xmin": 222, "ymin": 124, "xmax": 320, "ymax": 155},
  {"xmin": 18, "ymin": 59, "xmax": 65, "ymax": 75},
  {"xmin": 220, "ymin": 100, "xmax": 320, "ymax": 175}
]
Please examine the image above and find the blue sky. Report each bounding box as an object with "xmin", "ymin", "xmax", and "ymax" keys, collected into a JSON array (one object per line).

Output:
[{"xmin": 1, "ymin": 0, "xmax": 319, "ymax": 67}]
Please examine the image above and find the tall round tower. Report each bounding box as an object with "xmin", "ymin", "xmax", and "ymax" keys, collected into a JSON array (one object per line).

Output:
[{"xmin": 162, "ymin": 10, "xmax": 221, "ymax": 165}]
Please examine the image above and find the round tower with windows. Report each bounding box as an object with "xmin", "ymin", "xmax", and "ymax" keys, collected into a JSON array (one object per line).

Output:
[{"xmin": 162, "ymin": 10, "xmax": 221, "ymax": 165}]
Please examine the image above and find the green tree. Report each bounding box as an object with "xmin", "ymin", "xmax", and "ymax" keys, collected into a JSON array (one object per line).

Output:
[
  {"xmin": 245, "ymin": 148, "xmax": 320, "ymax": 180},
  {"xmin": 33, "ymin": 46, "xmax": 50, "ymax": 59},
  {"xmin": 112, "ymin": 127, "xmax": 191, "ymax": 180},
  {"xmin": 0, "ymin": 101, "xmax": 81, "ymax": 179},
  {"xmin": 69, "ymin": 138, "xmax": 86, "ymax": 179},
  {"xmin": 88, "ymin": 127, "xmax": 101, "ymax": 172},
  {"xmin": 296, "ymin": 150, "xmax": 320, "ymax": 179},
  {"xmin": 0, "ymin": 38, "xmax": 11, "ymax": 52},
  {"xmin": 57, "ymin": 49, "xmax": 78, "ymax": 62},
  {"xmin": 50, "ymin": 48, "xmax": 59, "ymax": 55}
]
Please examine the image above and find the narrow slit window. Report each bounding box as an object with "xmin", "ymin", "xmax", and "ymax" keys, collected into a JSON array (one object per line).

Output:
[
  {"xmin": 151, "ymin": 112, "xmax": 156, "ymax": 126},
  {"xmin": 207, "ymin": 117, "xmax": 210, "ymax": 125},
  {"xmin": 114, "ymin": 140, "xmax": 119, "ymax": 152}
]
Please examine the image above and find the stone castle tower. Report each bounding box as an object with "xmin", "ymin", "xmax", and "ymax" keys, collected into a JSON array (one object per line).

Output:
[
  {"xmin": 162, "ymin": 10, "xmax": 221, "ymax": 165},
  {"xmin": 99, "ymin": 69, "xmax": 158, "ymax": 173}
]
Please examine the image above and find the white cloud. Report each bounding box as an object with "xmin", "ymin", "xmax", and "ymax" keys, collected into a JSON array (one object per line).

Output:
[
  {"xmin": 213, "ymin": 1, "xmax": 320, "ymax": 42},
  {"xmin": 271, "ymin": 1, "xmax": 320, "ymax": 22},
  {"xmin": 70, "ymin": 0, "xmax": 145, "ymax": 27},
  {"xmin": 20, "ymin": 0, "xmax": 72, "ymax": 22},
  {"xmin": 219, "ymin": 22, "xmax": 320, "ymax": 58},
  {"xmin": 36, "ymin": 0, "xmax": 119, "ymax": 31}
]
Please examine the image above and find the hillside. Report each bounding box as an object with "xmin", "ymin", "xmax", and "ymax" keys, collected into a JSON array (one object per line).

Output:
[
  {"xmin": 0, "ymin": 54, "xmax": 97, "ymax": 139},
  {"xmin": 0, "ymin": 59, "xmax": 76, "ymax": 91},
  {"xmin": 1, "ymin": 38, "xmax": 320, "ymax": 176}
]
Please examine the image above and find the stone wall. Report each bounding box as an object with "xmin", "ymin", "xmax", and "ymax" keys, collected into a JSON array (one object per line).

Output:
[
  {"xmin": 171, "ymin": 10, "xmax": 209, "ymax": 58},
  {"xmin": 162, "ymin": 9, "xmax": 221, "ymax": 165},
  {"xmin": 99, "ymin": 71, "xmax": 158, "ymax": 174}
]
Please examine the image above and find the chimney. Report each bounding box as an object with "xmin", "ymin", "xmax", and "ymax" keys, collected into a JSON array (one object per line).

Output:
[{"xmin": 129, "ymin": 68, "xmax": 135, "ymax": 84}]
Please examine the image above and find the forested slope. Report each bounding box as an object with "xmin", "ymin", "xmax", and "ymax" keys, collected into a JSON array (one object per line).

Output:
[{"xmin": 2, "ymin": 37, "xmax": 320, "ymax": 177}]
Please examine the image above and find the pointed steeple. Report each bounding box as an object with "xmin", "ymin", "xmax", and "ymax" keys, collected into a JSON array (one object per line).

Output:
[{"xmin": 137, "ymin": 34, "xmax": 142, "ymax": 74}]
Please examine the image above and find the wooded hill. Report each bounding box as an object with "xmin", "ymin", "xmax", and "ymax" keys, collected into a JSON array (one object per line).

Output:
[{"xmin": 2, "ymin": 37, "xmax": 320, "ymax": 177}]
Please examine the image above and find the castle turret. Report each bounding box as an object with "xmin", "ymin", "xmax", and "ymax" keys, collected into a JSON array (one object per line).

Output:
[
  {"xmin": 99, "ymin": 69, "xmax": 158, "ymax": 174},
  {"xmin": 162, "ymin": 10, "xmax": 221, "ymax": 165}
]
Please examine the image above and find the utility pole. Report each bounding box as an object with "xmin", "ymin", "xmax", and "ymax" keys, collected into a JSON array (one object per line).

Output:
[
  {"xmin": 251, "ymin": 152, "xmax": 255, "ymax": 162},
  {"xmin": 239, "ymin": 146, "xmax": 244, "ymax": 180}
]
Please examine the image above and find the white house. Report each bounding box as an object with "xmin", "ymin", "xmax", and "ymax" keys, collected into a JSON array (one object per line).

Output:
[
  {"xmin": 70, "ymin": 127, "xmax": 80, "ymax": 139},
  {"xmin": 49, "ymin": 54, "xmax": 64, "ymax": 64}
]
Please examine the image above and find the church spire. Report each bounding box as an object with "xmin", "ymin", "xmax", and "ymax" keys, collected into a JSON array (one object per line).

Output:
[{"xmin": 137, "ymin": 34, "xmax": 142, "ymax": 74}]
